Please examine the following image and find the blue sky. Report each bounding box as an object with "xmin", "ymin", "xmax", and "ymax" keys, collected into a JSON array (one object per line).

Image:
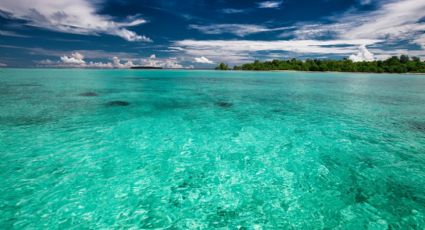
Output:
[{"xmin": 0, "ymin": 0, "xmax": 424, "ymax": 68}]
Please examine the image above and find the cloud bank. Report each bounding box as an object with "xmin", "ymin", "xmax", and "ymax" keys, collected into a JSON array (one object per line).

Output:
[
  {"xmin": 174, "ymin": 39, "xmax": 381, "ymax": 64},
  {"xmin": 40, "ymin": 52, "xmax": 187, "ymax": 69}
]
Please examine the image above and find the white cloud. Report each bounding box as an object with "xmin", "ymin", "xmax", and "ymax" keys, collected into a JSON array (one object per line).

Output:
[
  {"xmin": 149, "ymin": 54, "xmax": 156, "ymax": 59},
  {"xmin": 112, "ymin": 57, "xmax": 134, "ymax": 68},
  {"xmin": 257, "ymin": 1, "xmax": 283, "ymax": 9},
  {"xmin": 60, "ymin": 52, "xmax": 85, "ymax": 64},
  {"xmin": 194, "ymin": 56, "xmax": 214, "ymax": 64},
  {"xmin": 114, "ymin": 29, "xmax": 151, "ymax": 42},
  {"xmin": 348, "ymin": 45, "xmax": 375, "ymax": 62},
  {"xmin": 190, "ymin": 24, "xmax": 294, "ymax": 37},
  {"xmin": 0, "ymin": 0, "xmax": 151, "ymax": 42},
  {"xmin": 0, "ymin": 63, "xmax": 7, "ymax": 67}
]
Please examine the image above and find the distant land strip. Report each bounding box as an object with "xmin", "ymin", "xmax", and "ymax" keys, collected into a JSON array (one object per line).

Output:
[{"xmin": 131, "ymin": 66, "xmax": 163, "ymax": 69}]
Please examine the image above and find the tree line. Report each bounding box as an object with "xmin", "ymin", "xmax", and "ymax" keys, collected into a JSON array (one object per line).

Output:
[{"xmin": 215, "ymin": 55, "xmax": 425, "ymax": 73}]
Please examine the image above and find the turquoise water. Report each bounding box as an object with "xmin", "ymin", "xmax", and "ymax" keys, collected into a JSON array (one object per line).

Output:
[{"xmin": 1, "ymin": 69, "xmax": 425, "ymax": 229}]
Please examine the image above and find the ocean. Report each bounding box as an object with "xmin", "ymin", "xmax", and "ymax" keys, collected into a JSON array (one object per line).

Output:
[{"xmin": 1, "ymin": 69, "xmax": 424, "ymax": 228}]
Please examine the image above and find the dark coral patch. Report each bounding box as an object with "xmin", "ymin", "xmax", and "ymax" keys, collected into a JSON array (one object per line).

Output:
[
  {"xmin": 105, "ymin": 101, "xmax": 130, "ymax": 107},
  {"xmin": 271, "ymin": 108, "xmax": 285, "ymax": 113},
  {"xmin": 79, "ymin": 92, "xmax": 98, "ymax": 97},
  {"xmin": 407, "ymin": 121, "xmax": 425, "ymax": 133},
  {"xmin": 355, "ymin": 190, "xmax": 368, "ymax": 203},
  {"xmin": 215, "ymin": 101, "xmax": 233, "ymax": 108}
]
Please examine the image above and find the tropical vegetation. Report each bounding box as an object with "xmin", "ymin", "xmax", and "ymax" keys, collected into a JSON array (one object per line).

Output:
[
  {"xmin": 215, "ymin": 62, "xmax": 231, "ymax": 70},
  {"xmin": 216, "ymin": 55, "xmax": 425, "ymax": 73}
]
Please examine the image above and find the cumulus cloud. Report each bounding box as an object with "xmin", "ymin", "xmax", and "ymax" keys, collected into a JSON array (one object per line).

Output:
[
  {"xmin": 189, "ymin": 24, "xmax": 294, "ymax": 37},
  {"xmin": 112, "ymin": 57, "xmax": 134, "ymax": 68},
  {"xmin": 0, "ymin": 0, "xmax": 151, "ymax": 42},
  {"xmin": 60, "ymin": 52, "xmax": 85, "ymax": 65},
  {"xmin": 348, "ymin": 45, "xmax": 375, "ymax": 62},
  {"xmin": 257, "ymin": 1, "xmax": 283, "ymax": 9},
  {"xmin": 194, "ymin": 56, "xmax": 214, "ymax": 64}
]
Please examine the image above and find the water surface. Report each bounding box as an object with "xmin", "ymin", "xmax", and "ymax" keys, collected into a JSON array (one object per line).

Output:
[{"xmin": 1, "ymin": 69, "xmax": 425, "ymax": 229}]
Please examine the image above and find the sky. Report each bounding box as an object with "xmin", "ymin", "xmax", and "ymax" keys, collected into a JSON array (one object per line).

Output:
[{"xmin": 0, "ymin": 0, "xmax": 425, "ymax": 68}]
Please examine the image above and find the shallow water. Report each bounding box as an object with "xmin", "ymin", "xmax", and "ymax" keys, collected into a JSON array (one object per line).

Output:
[{"xmin": 0, "ymin": 69, "xmax": 424, "ymax": 229}]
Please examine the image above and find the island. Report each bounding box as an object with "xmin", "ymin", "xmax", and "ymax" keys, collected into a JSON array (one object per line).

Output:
[{"xmin": 216, "ymin": 55, "xmax": 425, "ymax": 73}]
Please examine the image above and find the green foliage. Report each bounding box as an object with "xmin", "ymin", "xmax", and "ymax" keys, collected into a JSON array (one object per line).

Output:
[
  {"xmin": 215, "ymin": 62, "xmax": 230, "ymax": 70},
  {"xmin": 233, "ymin": 56, "xmax": 425, "ymax": 73}
]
